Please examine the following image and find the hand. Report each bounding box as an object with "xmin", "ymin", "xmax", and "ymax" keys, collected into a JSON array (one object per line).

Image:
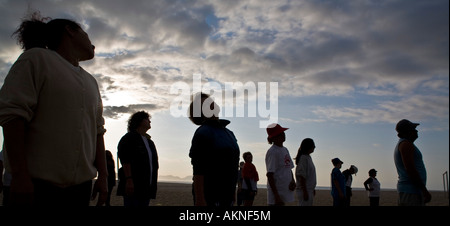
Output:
[{"xmin": 91, "ymin": 176, "xmax": 108, "ymax": 206}]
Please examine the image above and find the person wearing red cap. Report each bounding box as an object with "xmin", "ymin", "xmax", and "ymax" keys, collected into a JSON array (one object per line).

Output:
[
  {"xmin": 394, "ymin": 119, "xmax": 431, "ymax": 206},
  {"xmin": 265, "ymin": 123, "xmax": 296, "ymax": 206}
]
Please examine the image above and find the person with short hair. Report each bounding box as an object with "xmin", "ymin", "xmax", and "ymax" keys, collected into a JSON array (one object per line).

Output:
[
  {"xmin": 117, "ymin": 111, "xmax": 159, "ymax": 206},
  {"xmin": 331, "ymin": 158, "xmax": 346, "ymax": 206},
  {"xmin": 188, "ymin": 93, "xmax": 240, "ymax": 206},
  {"xmin": 364, "ymin": 169, "xmax": 381, "ymax": 206},
  {"xmin": 241, "ymin": 152, "xmax": 259, "ymax": 206},
  {"xmin": 394, "ymin": 119, "xmax": 431, "ymax": 206}
]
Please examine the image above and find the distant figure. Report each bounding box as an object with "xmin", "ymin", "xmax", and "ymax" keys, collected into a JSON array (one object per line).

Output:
[
  {"xmin": 364, "ymin": 169, "xmax": 381, "ymax": 206},
  {"xmin": 0, "ymin": 12, "xmax": 107, "ymax": 206},
  {"xmin": 294, "ymin": 138, "xmax": 317, "ymax": 206},
  {"xmin": 265, "ymin": 123, "xmax": 296, "ymax": 206},
  {"xmin": 105, "ymin": 150, "xmax": 116, "ymax": 206},
  {"xmin": 242, "ymin": 152, "xmax": 259, "ymax": 206},
  {"xmin": 1, "ymin": 147, "xmax": 13, "ymax": 206},
  {"xmin": 117, "ymin": 111, "xmax": 159, "ymax": 206},
  {"xmin": 236, "ymin": 161, "xmax": 245, "ymax": 206},
  {"xmin": 331, "ymin": 158, "xmax": 346, "ymax": 206},
  {"xmin": 342, "ymin": 164, "xmax": 358, "ymax": 206},
  {"xmin": 188, "ymin": 93, "xmax": 240, "ymax": 206},
  {"xmin": 394, "ymin": 119, "xmax": 431, "ymax": 206}
]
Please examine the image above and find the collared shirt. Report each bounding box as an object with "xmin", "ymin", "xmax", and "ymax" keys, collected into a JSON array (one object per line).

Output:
[{"xmin": 0, "ymin": 48, "xmax": 105, "ymax": 187}]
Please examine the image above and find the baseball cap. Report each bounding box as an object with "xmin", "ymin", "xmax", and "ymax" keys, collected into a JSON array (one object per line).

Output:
[
  {"xmin": 369, "ymin": 169, "xmax": 377, "ymax": 174},
  {"xmin": 396, "ymin": 119, "xmax": 419, "ymax": 133},
  {"xmin": 332, "ymin": 158, "xmax": 343, "ymax": 165},
  {"xmin": 266, "ymin": 123, "xmax": 288, "ymax": 139},
  {"xmin": 350, "ymin": 165, "xmax": 358, "ymax": 175}
]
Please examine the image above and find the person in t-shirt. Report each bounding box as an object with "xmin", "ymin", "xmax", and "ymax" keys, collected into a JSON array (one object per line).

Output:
[
  {"xmin": 265, "ymin": 123, "xmax": 296, "ymax": 206},
  {"xmin": 294, "ymin": 138, "xmax": 317, "ymax": 206},
  {"xmin": 342, "ymin": 164, "xmax": 358, "ymax": 206},
  {"xmin": 331, "ymin": 158, "xmax": 346, "ymax": 206},
  {"xmin": 242, "ymin": 152, "xmax": 259, "ymax": 206},
  {"xmin": 364, "ymin": 169, "xmax": 381, "ymax": 206}
]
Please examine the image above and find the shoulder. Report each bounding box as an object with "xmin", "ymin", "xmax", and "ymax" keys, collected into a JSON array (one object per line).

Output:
[
  {"xmin": 119, "ymin": 132, "xmax": 138, "ymax": 143},
  {"xmin": 398, "ymin": 139, "xmax": 415, "ymax": 154},
  {"xmin": 19, "ymin": 48, "xmax": 56, "ymax": 60},
  {"xmin": 299, "ymin": 155, "xmax": 310, "ymax": 164}
]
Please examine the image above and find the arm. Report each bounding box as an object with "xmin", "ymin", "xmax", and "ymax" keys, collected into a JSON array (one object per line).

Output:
[
  {"xmin": 91, "ymin": 134, "xmax": 108, "ymax": 206},
  {"xmin": 333, "ymin": 178, "xmax": 345, "ymax": 199},
  {"xmin": 0, "ymin": 153, "xmax": 3, "ymax": 194},
  {"xmin": 289, "ymin": 171, "xmax": 296, "ymax": 191},
  {"xmin": 2, "ymin": 118, "xmax": 34, "ymax": 206},
  {"xmin": 398, "ymin": 141, "xmax": 431, "ymax": 203},
  {"xmin": 193, "ymin": 174, "xmax": 206, "ymax": 206},
  {"xmin": 267, "ymin": 172, "xmax": 283, "ymax": 205},
  {"xmin": 363, "ymin": 178, "xmax": 373, "ymax": 191},
  {"xmin": 298, "ymin": 175, "xmax": 309, "ymax": 200},
  {"xmin": 122, "ymin": 163, "xmax": 134, "ymax": 196}
]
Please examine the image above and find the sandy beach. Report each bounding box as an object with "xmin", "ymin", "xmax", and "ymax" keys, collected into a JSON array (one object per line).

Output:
[
  {"xmin": 96, "ymin": 181, "xmax": 448, "ymax": 206},
  {"xmin": 0, "ymin": 181, "xmax": 447, "ymax": 206}
]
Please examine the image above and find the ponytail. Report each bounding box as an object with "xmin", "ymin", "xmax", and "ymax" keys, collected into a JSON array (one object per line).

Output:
[
  {"xmin": 12, "ymin": 11, "xmax": 49, "ymax": 50},
  {"xmin": 12, "ymin": 11, "xmax": 81, "ymax": 51}
]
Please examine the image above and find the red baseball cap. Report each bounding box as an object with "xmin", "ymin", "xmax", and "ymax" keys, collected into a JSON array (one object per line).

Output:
[{"xmin": 266, "ymin": 123, "xmax": 288, "ymax": 139}]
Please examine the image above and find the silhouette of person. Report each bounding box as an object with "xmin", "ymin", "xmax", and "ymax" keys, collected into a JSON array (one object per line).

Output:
[
  {"xmin": 394, "ymin": 119, "xmax": 431, "ymax": 206},
  {"xmin": 241, "ymin": 152, "xmax": 259, "ymax": 206},
  {"xmin": 265, "ymin": 123, "xmax": 296, "ymax": 206},
  {"xmin": 105, "ymin": 150, "xmax": 116, "ymax": 206},
  {"xmin": 236, "ymin": 161, "xmax": 245, "ymax": 206},
  {"xmin": 188, "ymin": 92, "xmax": 240, "ymax": 206},
  {"xmin": 331, "ymin": 158, "xmax": 346, "ymax": 206},
  {"xmin": 364, "ymin": 169, "xmax": 381, "ymax": 206},
  {"xmin": 117, "ymin": 111, "xmax": 159, "ymax": 206},
  {"xmin": 294, "ymin": 138, "xmax": 317, "ymax": 206},
  {"xmin": 0, "ymin": 11, "xmax": 107, "ymax": 206},
  {"xmin": 1, "ymin": 147, "xmax": 13, "ymax": 206},
  {"xmin": 342, "ymin": 164, "xmax": 358, "ymax": 206}
]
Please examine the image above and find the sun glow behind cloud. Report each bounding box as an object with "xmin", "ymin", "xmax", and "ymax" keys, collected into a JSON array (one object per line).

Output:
[{"xmin": 0, "ymin": 0, "xmax": 448, "ymax": 190}]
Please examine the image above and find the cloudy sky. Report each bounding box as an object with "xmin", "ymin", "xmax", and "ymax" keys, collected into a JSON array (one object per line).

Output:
[{"xmin": 0, "ymin": 0, "xmax": 448, "ymax": 191}]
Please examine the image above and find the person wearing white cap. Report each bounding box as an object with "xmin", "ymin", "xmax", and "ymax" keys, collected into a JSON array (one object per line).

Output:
[
  {"xmin": 342, "ymin": 164, "xmax": 358, "ymax": 206},
  {"xmin": 394, "ymin": 119, "xmax": 431, "ymax": 206}
]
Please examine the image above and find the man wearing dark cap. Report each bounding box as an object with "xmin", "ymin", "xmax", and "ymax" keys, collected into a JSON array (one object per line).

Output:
[
  {"xmin": 394, "ymin": 119, "xmax": 431, "ymax": 206},
  {"xmin": 331, "ymin": 158, "xmax": 346, "ymax": 206}
]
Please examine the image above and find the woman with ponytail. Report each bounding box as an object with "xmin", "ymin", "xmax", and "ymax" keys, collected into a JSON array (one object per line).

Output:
[
  {"xmin": 0, "ymin": 11, "xmax": 107, "ymax": 206},
  {"xmin": 294, "ymin": 138, "xmax": 317, "ymax": 206}
]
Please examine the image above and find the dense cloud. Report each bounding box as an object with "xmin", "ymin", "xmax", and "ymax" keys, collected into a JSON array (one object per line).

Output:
[{"xmin": 0, "ymin": 0, "xmax": 448, "ymax": 125}]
